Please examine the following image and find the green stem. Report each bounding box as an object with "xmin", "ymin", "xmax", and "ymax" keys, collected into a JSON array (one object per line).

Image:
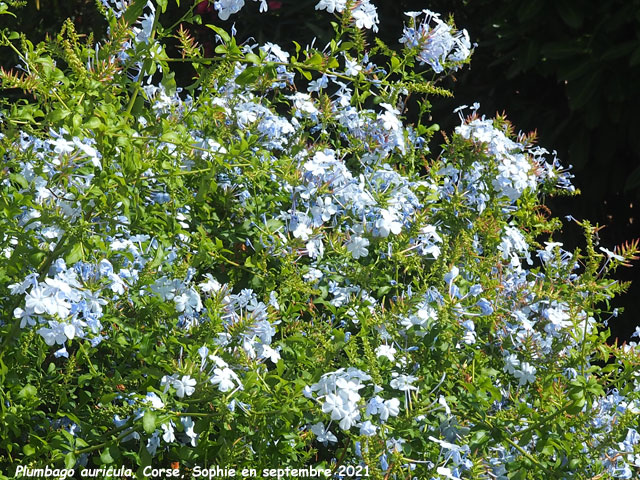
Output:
[
  {"xmin": 510, "ymin": 402, "xmax": 572, "ymax": 440},
  {"xmin": 125, "ymin": 4, "xmax": 160, "ymax": 116},
  {"xmin": 504, "ymin": 436, "xmax": 554, "ymax": 474}
]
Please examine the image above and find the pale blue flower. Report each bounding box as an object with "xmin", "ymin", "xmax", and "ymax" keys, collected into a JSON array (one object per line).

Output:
[
  {"xmin": 359, "ymin": 420, "xmax": 376, "ymax": 436},
  {"xmin": 310, "ymin": 422, "xmax": 338, "ymax": 444},
  {"xmin": 347, "ymin": 236, "xmax": 369, "ymax": 259},
  {"xmin": 314, "ymin": 0, "xmax": 346, "ymax": 14}
]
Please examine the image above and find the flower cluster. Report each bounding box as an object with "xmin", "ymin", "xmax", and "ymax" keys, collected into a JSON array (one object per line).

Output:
[
  {"xmin": 10, "ymin": 259, "xmax": 119, "ymax": 357},
  {"xmin": 400, "ymin": 9, "xmax": 472, "ymax": 73}
]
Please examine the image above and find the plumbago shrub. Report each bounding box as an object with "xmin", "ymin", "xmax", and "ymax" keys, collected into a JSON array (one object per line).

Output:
[{"xmin": 1, "ymin": 0, "xmax": 640, "ymax": 478}]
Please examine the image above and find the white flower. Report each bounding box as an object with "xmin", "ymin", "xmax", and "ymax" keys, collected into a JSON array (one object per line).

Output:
[
  {"xmin": 251, "ymin": 319, "xmax": 276, "ymax": 344},
  {"xmin": 544, "ymin": 302, "xmax": 571, "ymax": 331},
  {"xmin": 359, "ymin": 420, "xmax": 377, "ymax": 436},
  {"xmin": 25, "ymin": 285, "xmax": 56, "ymax": 315},
  {"xmin": 375, "ymin": 209, "xmax": 402, "ymax": 237},
  {"xmin": 174, "ymin": 375, "xmax": 196, "ymax": 398},
  {"xmin": 214, "ymin": 0, "xmax": 245, "ymax": 20},
  {"xmin": 307, "ymin": 74, "xmax": 329, "ymax": 93},
  {"xmin": 344, "ymin": 57, "xmax": 362, "ymax": 76},
  {"xmin": 600, "ymin": 246, "xmax": 624, "ymax": 262},
  {"xmin": 347, "ymin": 236, "xmax": 369, "ymax": 259},
  {"xmin": 386, "ymin": 437, "xmax": 405, "ymax": 453},
  {"xmin": 371, "ymin": 397, "xmax": 401, "ymax": 421},
  {"xmin": 306, "ymin": 237, "xmax": 324, "ymax": 259},
  {"xmin": 416, "ymin": 224, "xmax": 442, "ymax": 258},
  {"xmin": 262, "ymin": 42, "xmax": 289, "ymax": 62},
  {"xmin": 181, "ymin": 416, "xmax": 198, "ymax": 446},
  {"xmin": 14, "ymin": 307, "xmax": 36, "ymax": 328},
  {"xmin": 375, "ymin": 344, "xmax": 396, "ymax": 361},
  {"xmin": 322, "ymin": 393, "xmax": 347, "ymax": 420},
  {"xmin": 444, "ymin": 265, "xmax": 459, "ymax": 285},
  {"xmin": 461, "ymin": 319, "xmax": 476, "ymax": 345},
  {"xmin": 438, "ymin": 395, "xmax": 451, "ymax": 415},
  {"xmin": 303, "ymin": 386, "xmax": 314, "ymax": 399},
  {"xmin": 82, "ymin": 290, "xmax": 106, "ymax": 316},
  {"xmin": 161, "ymin": 374, "xmax": 178, "ymax": 393},
  {"xmin": 352, "ymin": 0, "xmax": 379, "ymax": 32},
  {"xmin": 174, "ymin": 288, "xmax": 202, "ymax": 314},
  {"xmin": 314, "ymin": 0, "xmax": 346, "ymax": 14},
  {"xmin": 200, "ymin": 274, "xmax": 222, "ymax": 294},
  {"xmin": 436, "ymin": 466, "xmax": 462, "ymax": 480},
  {"xmin": 258, "ymin": 344, "xmax": 281, "ymax": 364},
  {"xmin": 390, "ymin": 374, "xmax": 418, "ymax": 391},
  {"xmin": 503, "ymin": 353, "xmax": 520, "ymax": 374},
  {"xmin": 144, "ymin": 392, "xmax": 165, "ymax": 409},
  {"xmin": 54, "ymin": 346, "xmax": 69, "ymax": 358},
  {"xmin": 310, "ymin": 422, "xmax": 338, "ymax": 444},
  {"xmin": 211, "ymin": 367, "xmax": 241, "ymax": 392},
  {"xmin": 161, "ymin": 422, "xmax": 176, "ymax": 443},
  {"xmin": 146, "ymin": 431, "xmax": 160, "ymax": 455},
  {"xmin": 338, "ymin": 407, "xmax": 360, "ymax": 430},
  {"xmin": 514, "ymin": 362, "xmax": 537, "ymax": 386},
  {"xmin": 292, "ymin": 216, "xmax": 313, "ymax": 241},
  {"xmin": 37, "ymin": 321, "xmax": 72, "ymax": 346}
]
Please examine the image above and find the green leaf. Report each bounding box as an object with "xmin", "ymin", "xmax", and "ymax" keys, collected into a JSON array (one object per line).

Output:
[
  {"xmin": 72, "ymin": 113, "xmax": 82, "ymax": 131},
  {"xmin": 23, "ymin": 444, "xmax": 36, "ymax": 456},
  {"xmin": 84, "ymin": 117, "xmax": 102, "ymax": 130},
  {"xmin": 142, "ymin": 411, "xmax": 157, "ymax": 434},
  {"xmin": 205, "ymin": 24, "xmax": 231, "ymax": 44},
  {"xmin": 65, "ymin": 242, "xmax": 84, "ymax": 265},
  {"xmin": 541, "ymin": 43, "xmax": 584, "ymax": 60},
  {"xmin": 9, "ymin": 173, "xmax": 29, "ymax": 189},
  {"xmin": 235, "ymin": 66, "xmax": 260, "ymax": 86},
  {"xmin": 297, "ymin": 68, "xmax": 312, "ymax": 81},
  {"xmin": 160, "ymin": 131, "xmax": 181, "ymax": 144},
  {"xmin": 148, "ymin": 244, "xmax": 165, "ymax": 270},
  {"xmin": 161, "ymin": 71, "xmax": 176, "ymax": 95},
  {"xmin": 0, "ymin": 4, "xmax": 16, "ymax": 16},
  {"xmin": 470, "ymin": 429, "xmax": 490, "ymax": 449},
  {"xmin": 123, "ymin": 0, "xmax": 148, "ymax": 25},
  {"xmin": 100, "ymin": 448, "xmax": 114, "ymax": 464},
  {"xmin": 78, "ymin": 373, "xmax": 93, "ymax": 386},
  {"xmin": 100, "ymin": 393, "xmax": 119, "ymax": 405},
  {"xmin": 48, "ymin": 109, "xmax": 71, "ymax": 123},
  {"xmin": 17, "ymin": 384, "xmax": 37, "ymax": 400},
  {"xmin": 195, "ymin": 173, "xmax": 216, "ymax": 203},
  {"xmin": 567, "ymin": 72, "xmax": 602, "ymax": 110},
  {"xmin": 554, "ymin": 0, "xmax": 584, "ymax": 29},
  {"xmin": 517, "ymin": 2, "xmax": 544, "ymax": 22},
  {"xmin": 541, "ymin": 444, "xmax": 555, "ymax": 456},
  {"xmin": 65, "ymin": 452, "xmax": 76, "ymax": 469},
  {"xmin": 306, "ymin": 52, "xmax": 324, "ymax": 66},
  {"xmin": 245, "ymin": 53, "xmax": 261, "ymax": 64}
]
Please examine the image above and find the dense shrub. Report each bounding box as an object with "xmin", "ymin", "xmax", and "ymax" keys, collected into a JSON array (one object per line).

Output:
[{"xmin": 1, "ymin": 1, "xmax": 639, "ymax": 478}]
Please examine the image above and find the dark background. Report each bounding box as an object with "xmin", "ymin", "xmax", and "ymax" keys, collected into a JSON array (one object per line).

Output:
[{"xmin": 2, "ymin": 0, "xmax": 639, "ymax": 342}]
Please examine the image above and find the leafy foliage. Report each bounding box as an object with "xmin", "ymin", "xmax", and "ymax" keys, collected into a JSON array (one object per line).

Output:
[{"xmin": 0, "ymin": 1, "xmax": 639, "ymax": 479}]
